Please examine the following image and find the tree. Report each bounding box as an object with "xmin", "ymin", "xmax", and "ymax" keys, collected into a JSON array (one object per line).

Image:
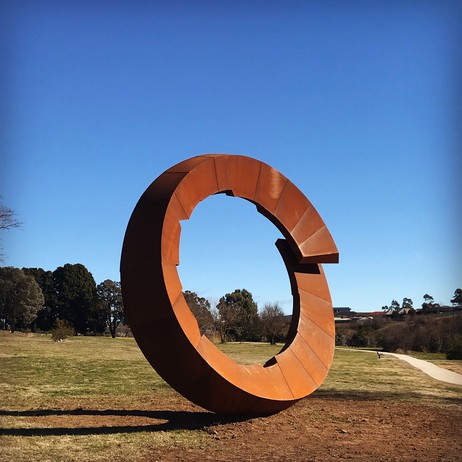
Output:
[
  {"xmin": 52, "ymin": 263, "xmax": 98, "ymax": 334},
  {"xmin": 0, "ymin": 201, "xmax": 21, "ymax": 230},
  {"xmin": 0, "ymin": 267, "xmax": 44, "ymax": 331},
  {"xmin": 451, "ymin": 289, "xmax": 462, "ymax": 307},
  {"xmin": 22, "ymin": 268, "xmax": 57, "ymax": 331},
  {"xmin": 183, "ymin": 290, "xmax": 214, "ymax": 337},
  {"xmin": 401, "ymin": 297, "xmax": 414, "ymax": 314},
  {"xmin": 216, "ymin": 289, "xmax": 259, "ymax": 342},
  {"xmin": 212, "ymin": 300, "xmax": 242, "ymax": 343},
  {"xmin": 96, "ymin": 280, "xmax": 124, "ymax": 338},
  {"xmin": 349, "ymin": 327, "xmax": 373, "ymax": 348},
  {"xmin": 390, "ymin": 299, "xmax": 400, "ymax": 314},
  {"xmin": 402, "ymin": 298, "xmax": 413, "ymax": 309},
  {"xmin": 260, "ymin": 303, "xmax": 288, "ymax": 344},
  {"xmin": 422, "ymin": 294, "xmax": 433, "ymax": 311},
  {"xmin": 50, "ymin": 318, "xmax": 75, "ymax": 342},
  {"xmin": 446, "ymin": 335, "xmax": 462, "ymax": 360},
  {"xmin": 0, "ymin": 200, "xmax": 22, "ymax": 261},
  {"xmin": 422, "ymin": 293, "xmax": 440, "ymax": 313}
]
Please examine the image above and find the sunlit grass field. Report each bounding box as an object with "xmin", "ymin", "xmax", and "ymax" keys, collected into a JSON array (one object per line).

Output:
[{"xmin": 1, "ymin": 331, "xmax": 461, "ymax": 461}]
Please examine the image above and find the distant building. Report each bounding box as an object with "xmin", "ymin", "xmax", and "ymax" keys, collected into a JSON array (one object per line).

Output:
[
  {"xmin": 333, "ymin": 307, "xmax": 352, "ymax": 315},
  {"xmin": 285, "ymin": 307, "xmax": 391, "ymax": 324},
  {"xmin": 333, "ymin": 307, "xmax": 354, "ymax": 323},
  {"xmin": 366, "ymin": 311, "xmax": 386, "ymax": 317}
]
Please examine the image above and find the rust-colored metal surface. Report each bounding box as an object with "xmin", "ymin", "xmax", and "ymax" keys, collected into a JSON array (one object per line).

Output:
[{"xmin": 121, "ymin": 154, "xmax": 338, "ymax": 415}]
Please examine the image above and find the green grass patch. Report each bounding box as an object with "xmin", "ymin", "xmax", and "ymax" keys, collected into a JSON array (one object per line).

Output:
[
  {"xmin": 0, "ymin": 332, "xmax": 169, "ymax": 409},
  {"xmin": 216, "ymin": 341, "xmax": 283, "ymax": 364},
  {"xmin": 407, "ymin": 351, "xmax": 447, "ymax": 360}
]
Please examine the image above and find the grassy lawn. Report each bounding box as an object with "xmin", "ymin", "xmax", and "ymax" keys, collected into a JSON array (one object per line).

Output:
[
  {"xmin": 1, "ymin": 331, "xmax": 461, "ymax": 461},
  {"xmin": 216, "ymin": 341, "xmax": 283, "ymax": 365}
]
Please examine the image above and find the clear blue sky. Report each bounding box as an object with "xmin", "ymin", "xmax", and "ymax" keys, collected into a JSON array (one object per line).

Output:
[{"xmin": 1, "ymin": 1, "xmax": 460, "ymax": 313}]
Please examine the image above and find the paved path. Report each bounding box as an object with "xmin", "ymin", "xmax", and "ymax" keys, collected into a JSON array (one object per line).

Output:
[
  {"xmin": 337, "ymin": 348, "xmax": 462, "ymax": 386},
  {"xmin": 379, "ymin": 352, "xmax": 462, "ymax": 386}
]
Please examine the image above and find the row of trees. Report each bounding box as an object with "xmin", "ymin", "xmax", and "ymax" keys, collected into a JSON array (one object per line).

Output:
[
  {"xmin": 0, "ymin": 264, "xmax": 124, "ymax": 337},
  {"xmin": 336, "ymin": 311, "xmax": 462, "ymax": 358},
  {"xmin": 381, "ymin": 291, "xmax": 462, "ymax": 316},
  {"xmin": 339, "ymin": 289, "xmax": 462, "ymax": 358},
  {"xmin": 184, "ymin": 289, "xmax": 289, "ymax": 344},
  {"xmin": 3, "ymin": 254, "xmax": 460, "ymax": 352},
  {"xmin": 0, "ymin": 264, "xmax": 289, "ymax": 344}
]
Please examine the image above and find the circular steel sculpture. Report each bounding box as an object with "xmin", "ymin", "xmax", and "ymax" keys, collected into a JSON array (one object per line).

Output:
[{"xmin": 121, "ymin": 154, "xmax": 338, "ymax": 415}]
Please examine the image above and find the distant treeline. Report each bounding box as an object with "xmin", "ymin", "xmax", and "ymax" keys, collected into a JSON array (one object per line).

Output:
[
  {"xmin": 0, "ymin": 265, "xmax": 289, "ymax": 344},
  {"xmin": 0, "ymin": 264, "xmax": 124, "ymax": 337},
  {"xmin": 336, "ymin": 311, "xmax": 462, "ymax": 359},
  {"xmin": 1, "ymin": 264, "xmax": 461, "ymax": 358}
]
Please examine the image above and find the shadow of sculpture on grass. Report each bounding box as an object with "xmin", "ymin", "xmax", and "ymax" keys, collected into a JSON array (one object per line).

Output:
[{"xmin": 0, "ymin": 408, "xmax": 250, "ymax": 437}]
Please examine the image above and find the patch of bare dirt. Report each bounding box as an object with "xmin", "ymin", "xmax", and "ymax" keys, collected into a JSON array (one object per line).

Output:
[
  {"xmin": 3, "ymin": 395, "xmax": 461, "ymax": 461},
  {"xmin": 140, "ymin": 397, "xmax": 462, "ymax": 462}
]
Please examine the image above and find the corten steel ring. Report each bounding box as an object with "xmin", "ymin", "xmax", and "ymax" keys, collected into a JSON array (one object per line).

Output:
[{"xmin": 121, "ymin": 154, "xmax": 339, "ymax": 415}]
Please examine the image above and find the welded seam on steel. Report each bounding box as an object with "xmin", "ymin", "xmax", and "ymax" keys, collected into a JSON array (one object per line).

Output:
[{"xmin": 121, "ymin": 154, "xmax": 339, "ymax": 415}]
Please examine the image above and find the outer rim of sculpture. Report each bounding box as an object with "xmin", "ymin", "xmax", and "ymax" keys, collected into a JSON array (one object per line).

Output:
[{"xmin": 120, "ymin": 154, "xmax": 339, "ymax": 415}]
